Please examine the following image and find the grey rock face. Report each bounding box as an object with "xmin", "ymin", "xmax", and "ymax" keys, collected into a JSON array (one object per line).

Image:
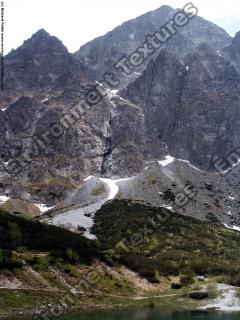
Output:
[
  {"xmin": 0, "ymin": 29, "xmax": 145, "ymax": 203},
  {"xmin": 0, "ymin": 6, "xmax": 240, "ymax": 216},
  {"xmin": 121, "ymin": 41, "xmax": 240, "ymax": 171},
  {"xmin": 76, "ymin": 6, "xmax": 231, "ymax": 85},
  {"xmin": 223, "ymin": 31, "xmax": 240, "ymax": 72}
]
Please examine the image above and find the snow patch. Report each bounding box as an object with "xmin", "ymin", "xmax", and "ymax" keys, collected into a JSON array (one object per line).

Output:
[
  {"xmin": 129, "ymin": 33, "xmax": 135, "ymax": 41},
  {"xmin": 36, "ymin": 203, "xmax": 55, "ymax": 213},
  {"xmin": 84, "ymin": 175, "xmax": 94, "ymax": 182},
  {"xmin": 106, "ymin": 89, "xmax": 119, "ymax": 99},
  {"xmin": 158, "ymin": 155, "xmax": 202, "ymax": 172},
  {"xmin": 224, "ymin": 224, "xmax": 240, "ymax": 232},
  {"xmin": 41, "ymin": 98, "xmax": 49, "ymax": 103},
  {"xmin": 0, "ymin": 195, "xmax": 10, "ymax": 204},
  {"xmin": 158, "ymin": 155, "xmax": 175, "ymax": 167},
  {"xmin": 177, "ymin": 158, "xmax": 203, "ymax": 172},
  {"xmin": 232, "ymin": 226, "xmax": 240, "ymax": 232},
  {"xmin": 48, "ymin": 175, "xmax": 135, "ymax": 239},
  {"xmin": 216, "ymin": 50, "xmax": 223, "ymax": 57},
  {"xmin": 99, "ymin": 178, "xmax": 119, "ymax": 200},
  {"xmin": 162, "ymin": 205, "xmax": 173, "ymax": 211},
  {"xmin": 48, "ymin": 204, "xmax": 99, "ymax": 240},
  {"xmin": 118, "ymin": 96, "xmax": 132, "ymax": 103},
  {"xmin": 228, "ymin": 196, "xmax": 235, "ymax": 200}
]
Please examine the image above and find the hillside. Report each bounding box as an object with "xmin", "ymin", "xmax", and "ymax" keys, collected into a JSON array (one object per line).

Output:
[{"xmin": 1, "ymin": 202, "xmax": 240, "ymax": 317}]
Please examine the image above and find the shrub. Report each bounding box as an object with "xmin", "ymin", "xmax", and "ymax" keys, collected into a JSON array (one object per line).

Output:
[
  {"xmin": 189, "ymin": 291, "xmax": 208, "ymax": 300},
  {"xmin": 171, "ymin": 283, "xmax": 182, "ymax": 289},
  {"xmin": 225, "ymin": 274, "xmax": 240, "ymax": 287},
  {"xmin": 0, "ymin": 212, "xmax": 98, "ymax": 264},
  {"xmin": 180, "ymin": 275, "xmax": 195, "ymax": 287},
  {"xmin": 26, "ymin": 256, "xmax": 49, "ymax": 271},
  {"xmin": 139, "ymin": 269, "xmax": 159, "ymax": 283}
]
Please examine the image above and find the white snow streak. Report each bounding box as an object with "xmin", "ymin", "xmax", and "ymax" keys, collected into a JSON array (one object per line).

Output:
[
  {"xmin": 224, "ymin": 224, "xmax": 240, "ymax": 232},
  {"xmin": 158, "ymin": 155, "xmax": 175, "ymax": 167},
  {"xmin": 48, "ymin": 176, "xmax": 135, "ymax": 239},
  {"xmin": 177, "ymin": 158, "xmax": 203, "ymax": 172},
  {"xmin": 36, "ymin": 204, "xmax": 55, "ymax": 213},
  {"xmin": 99, "ymin": 178, "xmax": 119, "ymax": 200},
  {"xmin": 0, "ymin": 195, "xmax": 10, "ymax": 204},
  {"xmin": 41, "ymin": 98, "xmax": 49, "ymax": 103}
]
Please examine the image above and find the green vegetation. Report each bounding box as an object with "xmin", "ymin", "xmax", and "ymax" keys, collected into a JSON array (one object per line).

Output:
[
  {"xmin": 0, "ymin": 199, "xmax": 40, "ymax": 218},
  {"xmin": 93, "ymin": 200, "xmax": 240, "ymax": 282},
  {"xmin": 171, "ymin": 283, "xmax": 182, "ymax": 289},
  {"xmin": 180, "ymin": 275, "xmax": 195, "ymax": 287},
  {"xmin": 22, "ymin": 175, "xmax": 76, "ymax": 191},
  {"xmin": 0, "ymin": 208, "xmax": 98, "ymax": 265},
  {"xmin": 1, "ymin": 200, "xmax": 240, "ymax": 317},
  {"xmin": 189, "ymin": 291, "xmax": 208, "ymax": 300}
]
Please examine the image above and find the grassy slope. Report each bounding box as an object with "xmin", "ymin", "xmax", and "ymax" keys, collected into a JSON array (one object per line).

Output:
[
  {"xmin": 93, "ymin": 200, "xmax": 240, "ymax": 282},
  {"xmin": 1, "ymin": 201, "xmax": 240, "ymax": 317}
]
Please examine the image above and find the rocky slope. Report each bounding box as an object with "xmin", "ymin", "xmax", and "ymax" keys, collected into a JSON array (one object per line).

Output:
[
  {"xmin": 0, "ymin": 5, "xmax": 240, "ymax": 230},
  {"xmin": 43, "ymin": 155, "xmax": 240, "ymax": 237}
]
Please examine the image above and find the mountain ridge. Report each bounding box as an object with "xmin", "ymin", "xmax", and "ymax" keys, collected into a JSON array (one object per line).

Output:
[{"xmin": 0, "ymin": 6, "xmax": 240, "ymax": 232}]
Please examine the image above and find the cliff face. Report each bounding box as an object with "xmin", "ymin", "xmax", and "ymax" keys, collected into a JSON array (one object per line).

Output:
[
  {"xmin": 75, "ymin": 6, "xmax": 231, "ymax": 85},
  {"xmin": 0, "ymin": 6, "xmax": 239, "ymax": 208},
  {"xmin": 121, "ymin": 41, "xmax": 240, "ymax": 170}
]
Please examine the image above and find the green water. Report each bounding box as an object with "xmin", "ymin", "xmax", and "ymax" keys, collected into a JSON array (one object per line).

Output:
[{"xmin": 56, "ymin": 310, "xmax": 240, "ymax": 320}]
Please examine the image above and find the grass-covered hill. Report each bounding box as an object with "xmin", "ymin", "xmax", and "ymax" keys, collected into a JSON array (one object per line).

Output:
[
  {"xmin": 93, "ymin": 200, "xmax": 240, "ymax": 284},
  {"xmin": 1, "ymin": 201, "xmax": 240, "ymax": 317},
  {"xmin": 0, "ymin": 208, "xmax": 99, "ymax": 267}
]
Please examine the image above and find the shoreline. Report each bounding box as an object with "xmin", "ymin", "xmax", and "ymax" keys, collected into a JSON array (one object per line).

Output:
[{"xmin": 1, "ymin": 283, "xmax": 240, "ymax": 320}]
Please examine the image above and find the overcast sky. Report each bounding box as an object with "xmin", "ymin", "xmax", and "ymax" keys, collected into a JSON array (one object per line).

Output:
[{"xmin": 5, "ymin": 0, "xmax": 240, "ymax": 54}]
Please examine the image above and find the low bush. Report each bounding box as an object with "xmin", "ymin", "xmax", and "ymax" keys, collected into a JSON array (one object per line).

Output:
[
  {"xmin": 0, "ymin": 211, "xmax": 99, "ymax": 265},
  {"xmin": 180, "ymin": 275, "xmax": 195, "ymax": 287},
  {"xmin": 189, "ymin": 291, "xmax": 208, "ymax": 300},
  {"xmin": 171, "ymin": 283, "xmax": 182, "ymax": 289}
]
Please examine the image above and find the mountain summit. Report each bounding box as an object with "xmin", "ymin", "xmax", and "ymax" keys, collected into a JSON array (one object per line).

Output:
[{"xmin": 0, "ymin": 8, "xmax": 240, "ymax": 230}]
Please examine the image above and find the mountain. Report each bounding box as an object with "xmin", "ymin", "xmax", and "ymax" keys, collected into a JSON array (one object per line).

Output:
[
  {"xmin": 0, "ymin": 5, "xmax": 240, "ymax": 230},
  {"xmin": 1, "ymin": 29, "xmax": 86, "ymax": 107},
  {"xmin": 75, "ymin": 5, "xmax": 231, "ymax": 84},
  {"xmin": 0, "ymin": 28, "xmax": 144, "ymax": 206},
  {"xmin": 2, "ymin": 5, "xmax": 240, "ymax": 317}
]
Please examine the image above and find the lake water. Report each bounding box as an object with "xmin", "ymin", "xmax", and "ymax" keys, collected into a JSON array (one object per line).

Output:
[{"xmin": 56, "ymin": 310, "xmax": 240, "ymax": 320}]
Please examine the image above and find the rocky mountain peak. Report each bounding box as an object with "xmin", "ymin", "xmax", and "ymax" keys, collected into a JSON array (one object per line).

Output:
[
  {"xmin": 3, "ymin": 29, "xmax": 77, "ymax": 97},
  {"xmin": 32, "ymin": 28, "xmax": 50, "ymax": 36},
  {"xmin": 152, "ymin": 4, "xmax": 174, "ymax": 15},
  {"xmin": 232, "ymin": 30, "xmax": 240, "ymax": 48},
  {"xmin": 9, "ymin": 28, "xmax": 69, "ymax": 57}
]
